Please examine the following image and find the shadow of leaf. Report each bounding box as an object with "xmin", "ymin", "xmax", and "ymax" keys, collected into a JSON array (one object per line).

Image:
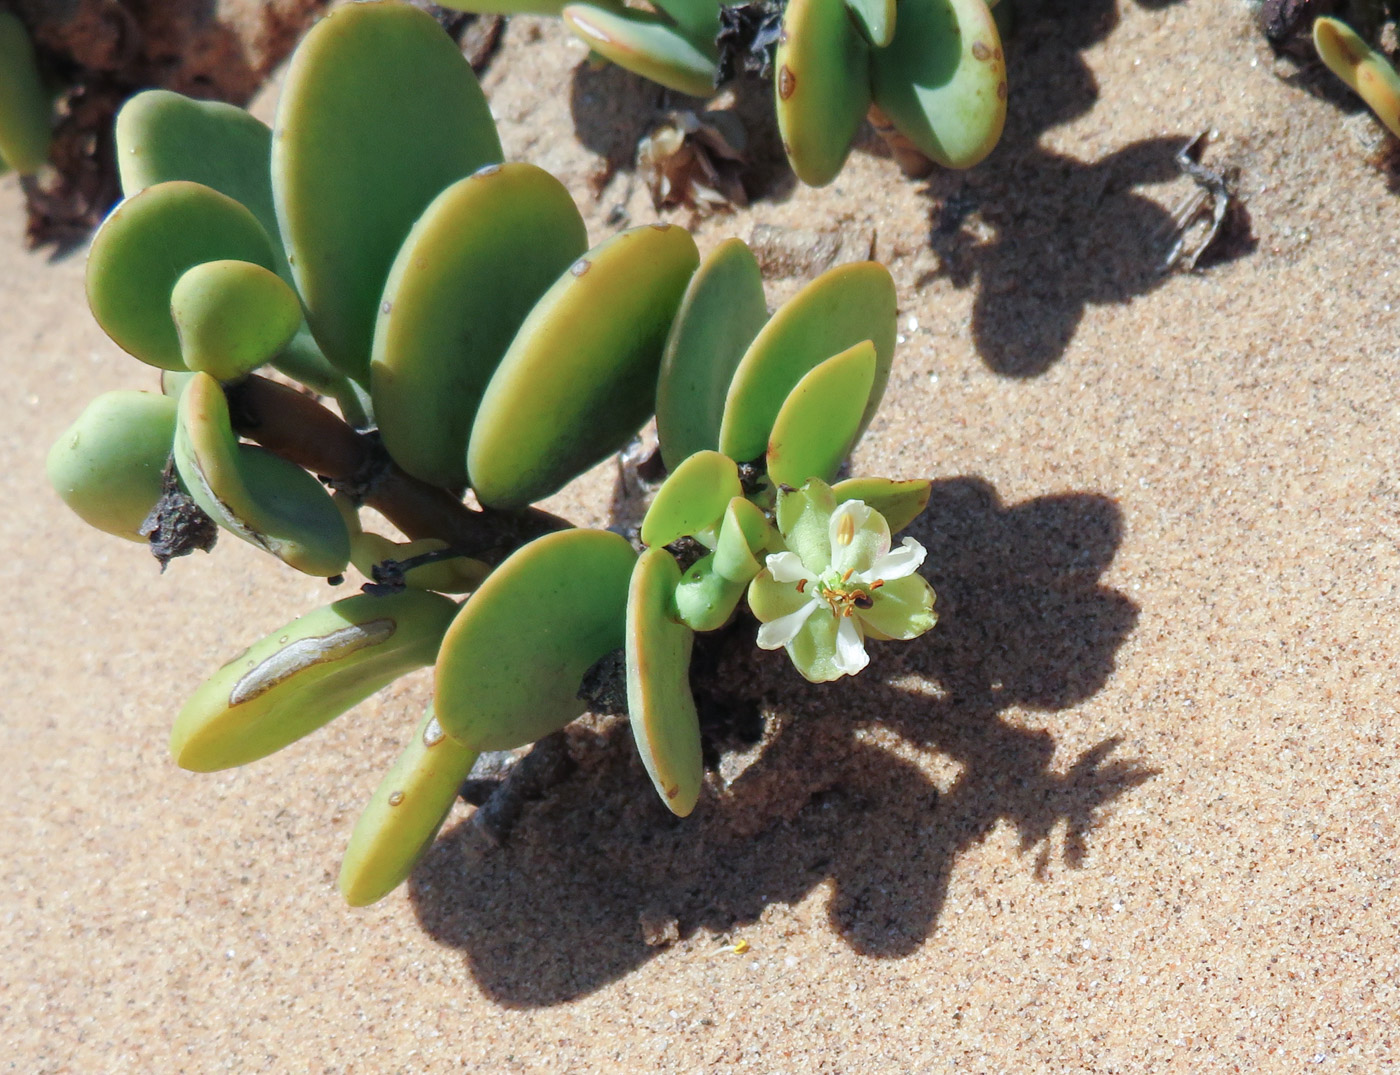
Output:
[{"xmin": 408, "ymin": 477, "xmax": 1154, "ymax": 1005}]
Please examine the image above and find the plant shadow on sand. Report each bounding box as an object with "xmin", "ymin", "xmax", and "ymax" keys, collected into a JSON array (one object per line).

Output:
[
  {"xmin": 894, "ymin": 0, "xmax": 1252, "ymax": 377},
  {"xmin": 409, "ymin": 476, "xmax": 1153, "ymax": 1007}
]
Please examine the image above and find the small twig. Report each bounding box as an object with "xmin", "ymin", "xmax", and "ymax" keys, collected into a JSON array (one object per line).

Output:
[
  {"xmin": 1161, "ymin": 130, "xmax": 1238, "ymax": 273},
  {"xmin": 225, "ymin": 375, "xmax": 571, "ymax": 563}
]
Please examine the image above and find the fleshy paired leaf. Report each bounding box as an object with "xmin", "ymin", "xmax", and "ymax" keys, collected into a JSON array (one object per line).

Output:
[
  {"xmin": 47, "ymin": 391, "xmax": 177, "ymax": 542},
  {"xmin": 640, "ymin": 450, "xmax": 741, "ymax": 548},
  {"xmin": 114, "ymin": 90, "xmax": 284, "ymax": 268},
  {"xmin": 656, "ymin": 238, "xmax": 769, "ymax": 469},
  {"xmin": 0, "ymin": 12, "xmax": 51, "ymax": 175},
  {"xmin": 831, "ymin": 477, "xmax": 931, "ymax": 531},
  {"xmin": 719, "ymin": 261, "xmax": 896, "ymax": 463},
  {"xmin": 651, "ymin": 0, "xmax": 722, "ymax": 42},
  {"xmin": 173, "ymin": 372, "xmax": 350, "ymax": 577},
  {"xmin": 767, "ymin": 340, "xmax": 876, "ymax": 488},
  {"xmin": 673, "ymin": 551, "xmax": 747, "ymax": 632},
  {"xmin": 831, "ymin": 476, "xmax": 931, "ymax": 532},
  {"xmin": 870, "ymin": 0, "xmax": 1006, "ymax": 169},
  {"xmin": 846, "ymin": 0, "xmax": 896, "ymax": 47},
  {"xmin": 113, "ymin": 91, "xmax": 346, "ymax": 396},
  {"xmin": 273, "ymin": 0, "xmax": 503, "ymax": 382},
  {"xmin": 774, "ymin": 0, "xmax": 871, "ymax": 186},
  {"xmin": 625, "ymin": 549, "xmax": 702, "ymax": 816},
  {"xmin": 436, "ymin": 530, "xmax": 636, "ymax": 751},
  {"xmin": 87, "ymin": 181, "xmax": 279, "ymax": 371},
  {"xmin": 562, "ymin": 4, "xmax": 719, "ymax": 99},
  {"xmin": 171, "ymin": 589, "xmax": 458, "ymax": 772},
  {"xmin": 712, "ymin": 496, "xmax": 773, "ymax": 583},
  {"xmin": 171, "ymin": 260, "xmax": 303, "ymax": 381},
  {"xmin": 339, "ymin": 705, "xmax": 479, "ymax": 906},
  {"xmin": 370, "ymin": 163, "xmax": 588, "ymax": 490},
  {"xmin": 1314, "ymin": 17, "xmax": 1400, "ymax": 138},
  {"xmin": 774, "ymin": 477, "xmax": 837, "ymax": 568},
  {"xmin": 468, "ymin": 224, "xmax": 700, "ymax": 509}
]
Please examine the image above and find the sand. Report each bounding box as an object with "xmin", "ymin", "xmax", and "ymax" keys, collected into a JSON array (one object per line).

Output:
[{"xmin": 4, "ymin": 1, "xmax": 1398, "ymax": 1070}]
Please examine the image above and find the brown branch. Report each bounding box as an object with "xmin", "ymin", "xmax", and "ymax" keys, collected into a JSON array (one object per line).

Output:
[{"xmin": 225, "ymin": 375, "xmax": 570, "ymax": 562}]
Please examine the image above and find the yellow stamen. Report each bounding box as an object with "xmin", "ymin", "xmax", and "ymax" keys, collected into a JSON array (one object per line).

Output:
[{"xmin": 836, "ymin": 512, "xmax": 855, "ymax": 546}]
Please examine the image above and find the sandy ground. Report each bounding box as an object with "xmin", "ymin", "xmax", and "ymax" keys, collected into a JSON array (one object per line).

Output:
[{"xmin": 4, "ymin": 1, "xmax": 1399, "ymax": 1071}]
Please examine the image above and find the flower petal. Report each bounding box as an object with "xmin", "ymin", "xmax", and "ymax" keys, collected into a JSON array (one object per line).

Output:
[
  {"xmin": 854, "ymin": 573, "xmax": 936, "ymax": 640},
  {"xmin": 785, "ymin": 606, "xmax": 843, "ymax": 683},
  {"xmin": 828, "ymin": 500, "xmax": 890, "ymax": 577},
  {"xmin": 869, "ymin": 536, "xmax": 926, "ymax": 581},
  {"xmin": 832, "ymin": 616, "xmax": 870, "ymax": 677},
  {"xmin": 765, "ymin": 550, "xmax": 812, "ymax": 584},
  {"xmin": 748, "ymin": 567, "xmax": 810, "ymax": 623},
  {"xmin": 755, "ymin": 598, "xmax": 819, "ymax": 649}
]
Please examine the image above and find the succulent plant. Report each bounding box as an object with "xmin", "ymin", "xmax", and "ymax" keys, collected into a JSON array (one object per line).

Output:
[
  {"xmin": 49, "ymin": 0, "xmax": 939, "ymax": 909},
  {"xmin": 0, "ymin": 11, "xmax": 53, "ymax": 176},
  {"xmin": 1313, "ymin": 15, "xmax": 1400, "ymax": 139},
  {"xmin": 440, "ymin": 0, "xmax": 1008, "ymax": 185}
]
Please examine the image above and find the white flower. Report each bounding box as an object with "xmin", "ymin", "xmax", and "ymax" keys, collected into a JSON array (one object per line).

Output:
[{"xmin": 748, "ymin": 482, "xmax": 936, "ymax": 683}]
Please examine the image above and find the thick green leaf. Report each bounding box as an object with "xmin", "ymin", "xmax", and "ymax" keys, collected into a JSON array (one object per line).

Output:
[
  {"xmin": 651, "ymin": 0, "xmax": 721, "ymax": 42},
  {"xmin": 774, "ymin": 0, "xmax": 871, "ymax": 186},
  {"xmin": 0, "ymin": 12, "xmax": 51, "ymax": 174},
  {"xmin": 831, "ymin": 476, "xmax": 931, "ymax": 532},
  {"xmin": 273, "ymin": 0, "xmax": 503, "ymax": 382},
  {"xmin": 436, "ymin": 530, "xmax": 636, "ymax": 751},
  {"xmin": 712, "ymin": 495, "xmax": 773, "ymax": 584},
  {"xmin": 766, "ymin": 340, "xmax": 876, "ymax": 488},
  {"xmin": 171, "ymin": 589, "xmax": 458, "ymax": 771},
  {"xmin": 562, "ymin": 4, "xmax": 719, "ymax": 98},
  {"xmin": 846, "ymin": 0, "xmax": 896, "ymax": 46},
  {"xmin": 626, "ymin": 549, "xmax": 702, "ymax": 816},
  {"xmin": 87, "ymin": 181, "xmax": 279, "ymax": 371},
  {"xmin": 340, "ymin": 705, "xmax": 479, "ymax": 906},
  {"xmin": 174, "ymin": 372, "xmax": 350, "ymax": 577},
  {"xmin": 171, "ymin": 260, "xmax": 303, "ymax": 381},
  {"xmin": 656, "ymin": 238, "xmax": 768, "ymax": 469},
  {"xmin": 468, "ymin": 224, "xmax": 700, "ymax": 509},
  {"xmin": 1314, "ymin": 17, "xmax": 1400, "ymax": 138},
  {"xmin": 115, "ymin": 91, "xmax": 283, "ymax": 262},
  {"xmin": 640, "ymin": 450, "xmax": 741, "ymax": 548},
  {"xmin": 719, "ymin": 261, "xmax": 896, "ymax": 463},
  {"xmin": 47, "ymin": 391, "xmax": 177, "ymax": 542},
  {"xmin": 370, "ymin": 163, "xmax": 587, "ymax": 490},
  {"xmin": 870, "ymin": 0, "xmax": 1006, "ymax": 169},
  {"xmin": 674, "ymin": 552, "xmax": 747, "ymax": 631}
]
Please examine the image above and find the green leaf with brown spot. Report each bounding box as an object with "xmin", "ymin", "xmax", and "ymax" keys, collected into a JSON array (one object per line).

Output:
[
  {"xmin": 831, "ymin": 476, "xmax": 931, "ymax": 532},
  {"xmin": 626, "ymin": 549, "xmax": 702, "ymax": 816},
  {"xmin": 339, "ymin": 705, "xmax": 480, "ymax": 906},
  {"xmin": 870, "ymin": 0, "xmax": 1007, "ymax": 169},
  {"xmin": 774, "ymin": 0, "xmax": 871, "ymax": 186}
]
